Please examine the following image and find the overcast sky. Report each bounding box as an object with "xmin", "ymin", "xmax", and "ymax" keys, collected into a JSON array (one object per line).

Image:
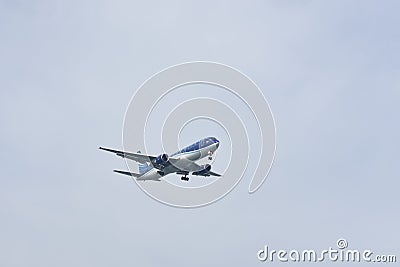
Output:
[{"xmin": 1, "ymin": 1, "xmax": 399, "ymax": 266}]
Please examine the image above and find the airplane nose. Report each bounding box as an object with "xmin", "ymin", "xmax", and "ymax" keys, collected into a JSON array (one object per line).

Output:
[{"xmin": 216, "ymin": 142, "xmax": 220, "ymax": 148}]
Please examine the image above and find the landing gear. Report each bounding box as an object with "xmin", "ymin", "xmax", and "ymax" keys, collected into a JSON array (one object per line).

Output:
[{"xmin": 177, "ymin": 171, "xmax": 189, "ymax": 181}]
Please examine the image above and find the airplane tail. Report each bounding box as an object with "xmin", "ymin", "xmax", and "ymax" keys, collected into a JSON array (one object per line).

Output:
[{"xmin": 137, "ymin": 150, "xmax": 147, "ymax": 174}]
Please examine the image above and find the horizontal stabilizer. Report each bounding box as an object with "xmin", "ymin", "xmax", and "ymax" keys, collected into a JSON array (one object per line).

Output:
[{"xmin": 113, "ymin": 170, "xmax": 141, "ymax": 178}]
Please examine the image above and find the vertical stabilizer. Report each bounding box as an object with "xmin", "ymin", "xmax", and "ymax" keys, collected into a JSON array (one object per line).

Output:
[{"xmin": 137, "ymin": 150, "xmax": 148, "ymax": 174}]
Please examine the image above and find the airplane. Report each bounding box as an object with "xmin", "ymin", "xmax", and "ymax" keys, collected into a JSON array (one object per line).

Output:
[{"xmin": 99, "ymin": 137, "xmax": 222, "ymax": 181}]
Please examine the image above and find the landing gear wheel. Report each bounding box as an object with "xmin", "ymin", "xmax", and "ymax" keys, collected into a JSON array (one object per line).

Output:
[{"xmin": 181, "ymin": 176, "xmax": 189, "ymax": 181}]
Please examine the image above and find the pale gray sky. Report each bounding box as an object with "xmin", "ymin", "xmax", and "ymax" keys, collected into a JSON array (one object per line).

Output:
[{"xmin": 1, "ymin": 1, "xmax": 399, "ymax": 266}]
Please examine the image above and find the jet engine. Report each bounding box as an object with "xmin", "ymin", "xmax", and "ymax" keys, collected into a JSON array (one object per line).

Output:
[{"xmin": 154, "ymin": 153, "xmax": 169, "ymax": 166}]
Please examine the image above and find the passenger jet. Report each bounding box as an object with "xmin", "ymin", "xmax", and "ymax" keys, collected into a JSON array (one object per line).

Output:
[{"xmin": 99, "ymin": 137, "xmax": 222, "ymax": 181}]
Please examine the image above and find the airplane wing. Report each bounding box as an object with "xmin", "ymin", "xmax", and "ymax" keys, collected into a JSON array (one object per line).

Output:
[
  {"xmin": 99, "ymin": 147, "xmax": 155, "ymax": 164},
  {"xmin": 206, "ymin": 171, "xmax": 222, "ymax": 177},
  {"xmin": 169, "ymin": 158, "xmax": 204, "ymax": 172},
  {"xmin": 170, "ymin": 158, "xmax": 222, "ymax": 177},
  {"xmin": 192, "ymin": 169, "xmax": 222, "ymax": 177}
]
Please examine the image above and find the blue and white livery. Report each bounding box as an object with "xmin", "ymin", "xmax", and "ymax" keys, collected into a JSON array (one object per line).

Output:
[{"xmin": 99, "ymin": 137, "xmax": 221, "ymax": 181}]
